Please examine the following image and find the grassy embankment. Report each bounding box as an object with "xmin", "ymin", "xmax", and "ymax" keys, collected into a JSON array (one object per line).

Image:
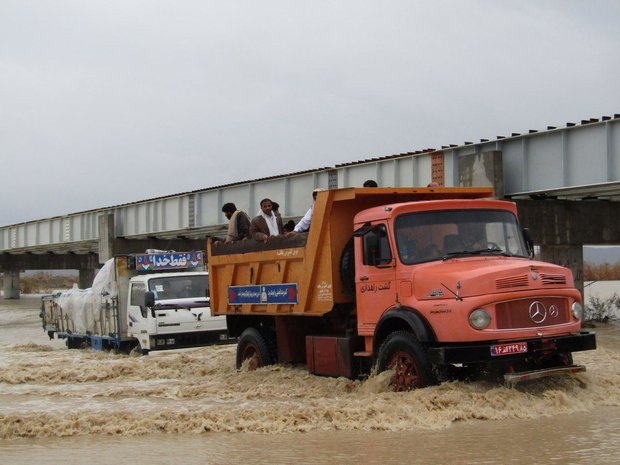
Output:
[{"xmin": 0, "ymin": 272, "xmax": 78, "ymax": 294}]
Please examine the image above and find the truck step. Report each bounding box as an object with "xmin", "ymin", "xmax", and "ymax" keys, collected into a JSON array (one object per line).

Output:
[
  {"xmin": 353, "ymin": 351, "xmax": 372, "ymax": 357},
  {"xmin": 504, "ymin": 364, "xmax": 586, "ymax": 387}
]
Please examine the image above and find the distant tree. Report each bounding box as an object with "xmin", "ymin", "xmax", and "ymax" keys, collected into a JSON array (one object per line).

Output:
[{"xmin": 584, "ymin": 262, "xmax": 620, "ymax": 281}]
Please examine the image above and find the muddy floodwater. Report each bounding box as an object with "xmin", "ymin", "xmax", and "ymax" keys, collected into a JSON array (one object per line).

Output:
[{"xmin": 2, "ymin": 296, "xmax": 620, "ymax": 464}]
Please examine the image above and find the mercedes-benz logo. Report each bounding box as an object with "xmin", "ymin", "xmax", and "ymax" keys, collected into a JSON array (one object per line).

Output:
[
  {"xmin": 549, "ymin": 304, "xmax": 559, "ymax": 318},
  {"xmin": 528, "ymin": 301, "xmax": 547, "ymax": 324}
]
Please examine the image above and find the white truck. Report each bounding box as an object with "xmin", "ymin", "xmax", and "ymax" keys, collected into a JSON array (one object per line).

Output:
[{"xmin": 41, "ymin": 250, "xmax": 231, "ymax": 354}]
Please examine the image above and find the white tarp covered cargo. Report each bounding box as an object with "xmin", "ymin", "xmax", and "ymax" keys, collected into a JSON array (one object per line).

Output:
[{"xmin": 54, "ymin": 259, "xmax": 117, "ymax": 334}]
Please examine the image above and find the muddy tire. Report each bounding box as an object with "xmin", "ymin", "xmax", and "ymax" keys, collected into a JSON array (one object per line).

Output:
[
  {"xmin": 236, "ymin": 328, "xmax": 274, "ymax": 370},
  {"xmin": 376, "ymin": 331, "xmax": 436, "ymax": 391},
  {"xmin": 340, "ymin": 239, "xmax": 356, "ymax": 299}
]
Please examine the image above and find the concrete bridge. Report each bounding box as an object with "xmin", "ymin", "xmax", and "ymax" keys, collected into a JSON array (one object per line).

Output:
[{"xmin": 2, "ymin": 114, "xmax": 620, "ymax": 298}]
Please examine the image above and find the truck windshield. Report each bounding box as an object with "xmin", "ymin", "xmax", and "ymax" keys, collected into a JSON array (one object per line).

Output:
[
  {"xmin": 394, "ymin": 209, "xmax": 529, "ymax": 265},
  {"xmin": 148, "ymin": 275, "xmax": 209, "ymax": 300}
]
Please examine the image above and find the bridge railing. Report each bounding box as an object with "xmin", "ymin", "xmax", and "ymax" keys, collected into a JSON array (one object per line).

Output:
[
  {"xmin": 0, "ymin": 211, "xmax": 100, "ymax": 252},
  {"xmin": 0, "ymin": 151, "xmax": 440, "ymax": 252},
  {"xmin": 12, "ymin": 116, "xmax": 620, "ymax": 253},
  {"xmin": 113, "ymin": 169, "xmax": 333, "ymax": 238}
]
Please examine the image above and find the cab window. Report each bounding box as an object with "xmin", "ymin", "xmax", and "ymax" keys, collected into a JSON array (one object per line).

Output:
[
  {"xmin": 362, "ymin": 224, "xmax": 393, "ymax": 266},
  {"xmin": 130, "ymin": 282, "xmax": 147, "ymax": 317}
]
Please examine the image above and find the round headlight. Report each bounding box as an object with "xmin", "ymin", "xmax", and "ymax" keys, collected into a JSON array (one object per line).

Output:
[
  {"xmin": 572, "ymin": 302, "xmax": 583, "ymax": 320},
  {"xmin": 469, "ymin": 309, "xmax": 491, "ymax": 329}
]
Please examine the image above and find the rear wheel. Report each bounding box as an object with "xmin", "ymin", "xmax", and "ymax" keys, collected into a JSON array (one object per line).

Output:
[
  {"xmin": 236, "ymin": 328, "xmax": 274, "ymax": 370},
  {"xmin": 376, "ymin": 331, "xmax": 435, "ymax": 391}
]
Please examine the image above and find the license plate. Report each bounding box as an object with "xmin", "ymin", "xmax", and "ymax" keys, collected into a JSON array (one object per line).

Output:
[{"xmin": 491, "ymin": 341, "xmax": 528, "ymax": 356}]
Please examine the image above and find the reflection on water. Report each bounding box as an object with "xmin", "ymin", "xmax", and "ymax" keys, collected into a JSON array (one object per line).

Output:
[{"xmin": 1, "ymin": 296, "xmax": 620, "ymax": 464}]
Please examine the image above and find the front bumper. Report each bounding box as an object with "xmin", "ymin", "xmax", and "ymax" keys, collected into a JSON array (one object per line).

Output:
[{"xmin": 427, "ymin": 331, "xmax": 596, "ymax": 365}]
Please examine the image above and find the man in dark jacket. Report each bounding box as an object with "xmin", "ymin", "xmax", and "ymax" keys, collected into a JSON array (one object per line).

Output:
[
  {"xmin": 250, "ymin": 198, "xmax": 284, "ymax": 242},
  {"xmin": 222, "ymin": 203, "xmax": 251, "ymax": 242}
]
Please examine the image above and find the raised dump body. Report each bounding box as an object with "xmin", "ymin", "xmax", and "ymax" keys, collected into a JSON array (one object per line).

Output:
[{"xmin": 208, "ymin": 187, "xmax": 596, "ymax": 389}]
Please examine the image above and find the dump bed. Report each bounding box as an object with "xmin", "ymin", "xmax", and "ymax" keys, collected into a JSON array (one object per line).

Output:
[{"xmin": 208, "ymin": 187, "xmax": 493, "ymax": 317}]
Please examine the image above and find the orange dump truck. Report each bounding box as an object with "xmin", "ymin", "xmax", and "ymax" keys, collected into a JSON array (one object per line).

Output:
[{"xmin": 208, "ymin": 187, "xmax": 596, "ymax": 389}]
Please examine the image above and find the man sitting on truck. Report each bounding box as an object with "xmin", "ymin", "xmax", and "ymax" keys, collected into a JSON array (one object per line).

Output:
[
  {"xmin": 222, "ymin": 203, "xmax": 251, "ymax": 242},
  {"xmin": 292, "ymin": 188, "xmax": 324, "ymax": 233},
  {"xmin": 250, "ymin": 198, "xmax": 285, "ymax": 242}
]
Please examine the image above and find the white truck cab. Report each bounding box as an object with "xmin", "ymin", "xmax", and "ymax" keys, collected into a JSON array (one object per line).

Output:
[{"xmin": 127, "ymin": 271, "xmax": 227, "ymax": 352}]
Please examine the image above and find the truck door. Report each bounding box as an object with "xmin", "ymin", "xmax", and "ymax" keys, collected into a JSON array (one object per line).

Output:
[
  {"xmin": 356, "ymin": 223, "xmax": 397, "ymax": 331},
  {"xmin": 127, "ymin": 282, "xmax": 156, "ymax": 339}
]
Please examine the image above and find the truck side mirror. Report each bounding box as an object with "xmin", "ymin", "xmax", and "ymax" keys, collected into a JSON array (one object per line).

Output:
[
  {"xmin": 143, "ymin": 291, "xmax": 155, "ymax": 308},
  {"xmin": 522, "ymin": 228, "xmax": 534, "ymax": 259}
]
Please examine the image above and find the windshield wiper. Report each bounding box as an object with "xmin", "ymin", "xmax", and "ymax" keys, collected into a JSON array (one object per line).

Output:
[
  {"xmin": 443, "ymin": 247, "xmax": 512, "ymax": 260},
  {"xmin": 154, "ymin": 300, "xmax": 209, "ymax": 310}
]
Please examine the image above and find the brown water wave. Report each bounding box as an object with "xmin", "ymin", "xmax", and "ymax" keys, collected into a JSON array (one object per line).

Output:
[
  {"xmin": 0, "ymin": 379, "xmax": 597, "ymax": 439},
  {"xmin": 0, "ymin": 345, "xmax": 236, "ymax": 385},
  {"xmin": 6, "ymin": 343, "xmax": 54, "ymax": 352},
  {"xmin": 2, "ymin": 339, "xmax": 620, "ymax": 439}
]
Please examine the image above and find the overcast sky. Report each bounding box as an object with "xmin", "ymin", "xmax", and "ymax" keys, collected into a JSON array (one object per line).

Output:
[{"xmin": 1, "ymin": 0, "xmax": 619, "ymax": 225}]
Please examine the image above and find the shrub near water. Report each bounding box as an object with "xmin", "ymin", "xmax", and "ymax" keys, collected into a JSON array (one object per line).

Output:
[
  {"xmin": 586, "ymin": 294, "xmax": 620, "ymax": 323},
  {"xmin": 583, "ymin": 262, "xmax": 620, "ymax": 322}
]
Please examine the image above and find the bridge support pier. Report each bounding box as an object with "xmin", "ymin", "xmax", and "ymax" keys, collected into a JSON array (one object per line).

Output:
[
  {"xmin": 98, "ymin": 212, "xmax": 116, "ymax": 264},
  {"xmin": 79, "ymin": 268, "xmax": 97, "ymax": 289},
  {"xmin": 2, "ymin": 271, "xmax": 21, "ymax": 299},
  {"xmin": 539, "ymin": 245, "xmax": 584, "ymax": 301}
]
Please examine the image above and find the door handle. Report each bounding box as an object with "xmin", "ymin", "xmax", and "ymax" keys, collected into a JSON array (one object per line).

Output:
[{"xmin": 360, "ymin": 276, "xmax": 369, "ymax": 281}]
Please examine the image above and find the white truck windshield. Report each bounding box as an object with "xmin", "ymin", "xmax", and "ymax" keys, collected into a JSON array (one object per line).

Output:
[{"xmin": 149, "ymin": 275, "xmax": 210, "ymax": 300}]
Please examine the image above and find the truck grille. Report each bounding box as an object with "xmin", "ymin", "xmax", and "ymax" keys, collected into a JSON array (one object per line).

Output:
[
  {"xmin": 495, "ymin": 275, "xmax": 529, "ymax": 289},
  {"xmin": 495, "ymin": 298, "xmax": 569, "ymax": 329},
  {"xmin": 540, "ymin": 273, "xmax": 567, "ymax": 285}
]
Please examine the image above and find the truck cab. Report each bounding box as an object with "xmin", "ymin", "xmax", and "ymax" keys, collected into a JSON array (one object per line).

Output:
[
  {"xmin": 127, "ymin": 271, "xmax": 227, "ymax": 352},
  {"xmin": 352, "ymin": 198, "xmax": 593, "ymax": 388}
]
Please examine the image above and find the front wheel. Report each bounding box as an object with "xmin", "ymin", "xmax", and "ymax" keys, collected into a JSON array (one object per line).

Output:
[
  {"xmin": 236, "ymin": 328, "xmax": 274, "ymax": 370},
  {"xmin": 375, "ymin": 331, "xmax": 436, "ymax": 391}
]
